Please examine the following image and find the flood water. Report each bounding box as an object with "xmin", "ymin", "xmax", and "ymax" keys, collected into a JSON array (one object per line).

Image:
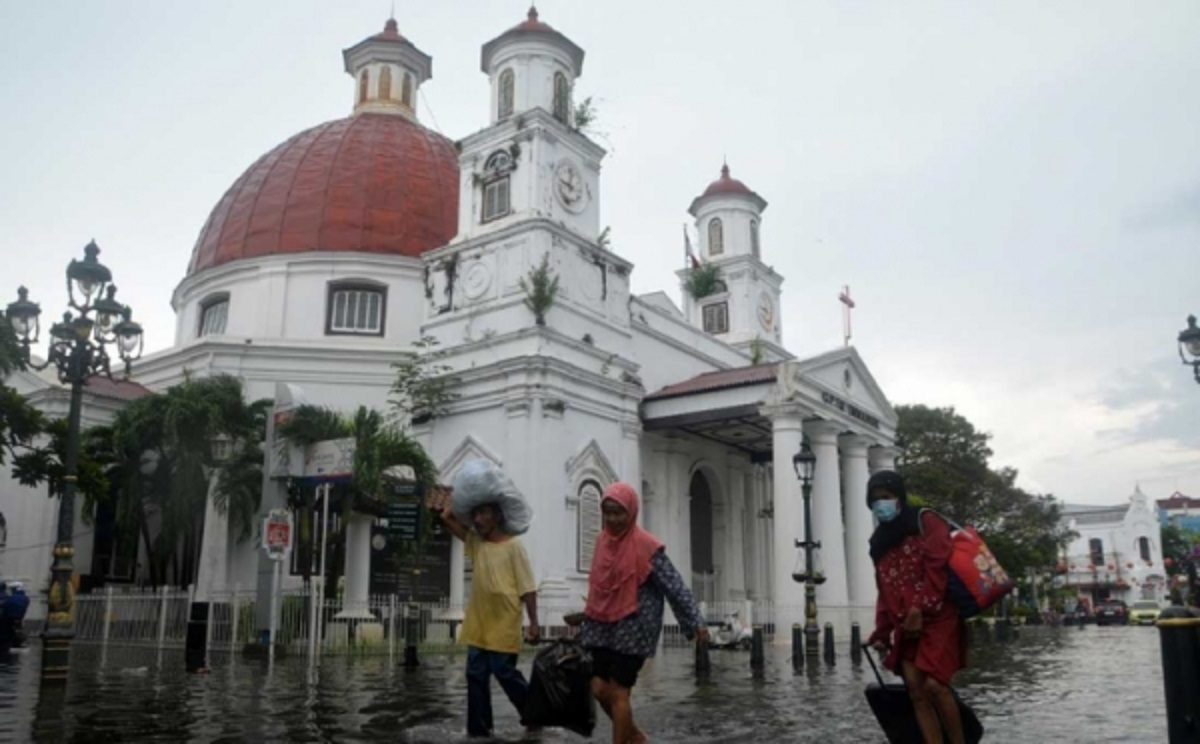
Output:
[{"xmin": 0, "ymin": 624, "xmax": 1167, "ymax": 742}]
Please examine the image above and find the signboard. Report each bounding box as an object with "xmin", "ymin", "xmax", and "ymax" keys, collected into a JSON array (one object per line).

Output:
[
  {"xmin": 268, "ymin": 383, "xmax": 308, "ymax": 478},
  {"xmin": 263, "ymin": 509, "xmax": 293, "ymax": 560},
  {"xmin": 385, "ymin": 502, "xmax": 422, "ymax": 542},
  {"xmin": 369, "ymin": 525, "xmax": 452, "ymax": 601},
  {"xmin": 302, "ymin": 437, "xmax": 356, "ymax": 479}
]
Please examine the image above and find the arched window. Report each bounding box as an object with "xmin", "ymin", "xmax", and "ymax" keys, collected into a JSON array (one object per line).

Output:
[
  {"xmin": 481, "ymin": 150, "xmax": 514, "ymax": 222},
  {"xmin": 1138, "ymin": 536, "xmax": 1151, "ymax": 562},
  {"xmin": 358, "ymin": 70, "xmax": 370, "ymax": 104},
  {"xmin": 498, "ymin": 69, "xmax": 515, "ymax": 119},
  {"xmin": 401, "ymin": 72, "xmax": 413, "ymax": 108},
  {"xmin": 576, "ymin": 480, "xmax": 602, "ymax": 572},
  {"xmin": 1088, "ymin": 538, "xmax": 1104, "ymax": 566},
  {"xmin": 553, "ymin": 72, "xmax": 570, "ymax": 123},
  {"xmin": 378, "ymin": 66, "xmax": 393, "ymax": 100},
  {"xmin": 750, "ymin": 219, "xmax": 761, "ymax": 258},
  {"xmin": 708, "ymin": 218, "xmax": 724, "ymax": 256}
]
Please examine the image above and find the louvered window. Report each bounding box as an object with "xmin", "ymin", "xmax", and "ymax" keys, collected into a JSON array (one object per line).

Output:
[
  {"xmin": 327, "ymin": 285, "xmax": 385, "ymax": 335},
  {"xmin": 576, "ymin": 480, "xmax": 602, "ymax": 572}
]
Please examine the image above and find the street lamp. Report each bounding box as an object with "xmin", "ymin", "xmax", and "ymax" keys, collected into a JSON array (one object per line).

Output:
[
  {"xmin": 5, "ymin": 241, "xmax": 143, "ymax": 684},
  {"xmin": 791, "ymin": 440, "xmax": 822, "ymax": 658},
  {"xmin": 1179, "ymin": 315, "xmax": 1200, "ymax": 385}
]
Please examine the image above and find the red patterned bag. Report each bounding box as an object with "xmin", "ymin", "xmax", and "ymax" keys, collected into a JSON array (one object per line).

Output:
[{"xmin": 920, "ymin": 510, "xmax": 1014, "ymax": 619}]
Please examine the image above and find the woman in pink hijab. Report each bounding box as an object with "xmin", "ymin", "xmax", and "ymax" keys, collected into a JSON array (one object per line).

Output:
[{"xmin": 581, "ymin": 482, "xmax": 709, "ymax": 744}]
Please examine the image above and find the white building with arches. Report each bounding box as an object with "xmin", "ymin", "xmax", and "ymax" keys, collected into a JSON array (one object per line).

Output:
[{"xmin": 2, "ymin": 10, "xmax": 899, "ymax": 633}]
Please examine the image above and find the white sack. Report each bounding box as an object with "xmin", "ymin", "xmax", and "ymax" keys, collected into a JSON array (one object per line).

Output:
[{"xmin": 450, "ymin": 459, "xmax": 534, "ymax": 536}]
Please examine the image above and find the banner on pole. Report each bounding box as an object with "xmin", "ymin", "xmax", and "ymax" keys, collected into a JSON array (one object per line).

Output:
[{"xmin": 263, "ymin": 509, "xmax": 293, "ymax": 561}]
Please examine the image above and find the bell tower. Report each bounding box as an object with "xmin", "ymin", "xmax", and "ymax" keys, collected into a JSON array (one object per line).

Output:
[
  {"xmin": 678, "ymin": 163, "xmax": 787, "ymax": 360},
  {"xmin": 342, "ymin": 17, "xmax": 432, "ymax": 119}
]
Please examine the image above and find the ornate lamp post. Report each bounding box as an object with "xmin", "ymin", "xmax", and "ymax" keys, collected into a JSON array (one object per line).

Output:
[
  {"xmin": 1179, "ymin": 315, "xmax": 1200, "ymax": 385},
  {"xmin": 5, "ymin": 241, "xmax": 143, "ymax": 683},
  {"xmin": 791, "ymin": 440, "xmax": 823, "ymax": 658}
]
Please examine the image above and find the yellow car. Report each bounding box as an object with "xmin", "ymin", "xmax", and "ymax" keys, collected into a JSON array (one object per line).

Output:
[{"xmin": 1128, "ymin": 600, "xmax": 1162, "ymax": 625}]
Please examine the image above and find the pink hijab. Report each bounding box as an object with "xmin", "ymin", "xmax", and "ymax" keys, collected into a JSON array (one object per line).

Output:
[{"xmin": 585, "ymin": 482, "xmax": 664, "ymax": 623}]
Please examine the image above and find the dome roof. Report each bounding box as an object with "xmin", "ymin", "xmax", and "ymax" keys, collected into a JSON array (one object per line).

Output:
[
  {"xmin": 689, "ymin": 163, "xmax": 767, "ymax": 215},
  {"xmin": 187, "ymin": 113, "xmax": 459, "ymax": 276}
]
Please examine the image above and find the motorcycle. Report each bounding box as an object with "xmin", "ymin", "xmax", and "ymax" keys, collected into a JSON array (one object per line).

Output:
[{"xmin": 706, "ymin": 610, "xmax": 753, "ymax": 650}]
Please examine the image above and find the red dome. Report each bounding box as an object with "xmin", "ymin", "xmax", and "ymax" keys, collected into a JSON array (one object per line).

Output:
[
  {"xmin": 702, "ymin": 164, "xmax": 753, "ymax": 198},
  {"xmin": 187, "ymin": 113, "xmax": 459, "ymax": 276}
]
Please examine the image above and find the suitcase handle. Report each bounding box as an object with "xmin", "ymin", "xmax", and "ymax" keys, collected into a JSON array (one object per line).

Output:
[{"xmin": 861, "ymin": 643, "xmax": 889, "ymax": 688}]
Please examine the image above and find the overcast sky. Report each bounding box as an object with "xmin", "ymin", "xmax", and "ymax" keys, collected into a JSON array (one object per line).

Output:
[{"xmin": 1, "ymin": 1, "xmax": 1197, "ymax": 506}]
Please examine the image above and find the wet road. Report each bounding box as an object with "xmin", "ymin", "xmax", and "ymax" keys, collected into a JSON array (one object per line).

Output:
[{"xmin": 0, "ymin": 624, "xmax": 1166, "ymax": 742}]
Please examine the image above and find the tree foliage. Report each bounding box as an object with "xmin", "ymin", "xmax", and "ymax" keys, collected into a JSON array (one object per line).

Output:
[
  {"xmin": 519, "ymin": 253, "xmax": 561, "ymax": 326},
  {"xmin": 895, "ymin": 404, "xmax": 1074, "ymax": 583},
  {"xmin": 86, "ymin": 375, "xmax": 271, "ymax": 585},
  {"xmin": 389, "ymin": 336, "xmax": 459, "ymax": 426},
  {"xmin": 684, "ymin": 263, "xmax": 722, "ymax": 300},
  {"xmin": 1162, "ymin": 524, "xmax": 1200, "ymax": 577}
]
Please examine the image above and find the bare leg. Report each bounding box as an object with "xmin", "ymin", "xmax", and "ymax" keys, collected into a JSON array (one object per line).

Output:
[
  {"xmin": 608, "ymin": 685, "xmax": 645, "ymax": 744},
  {"xmin": 901, "ymin": 661, "xmax": 943, "ymax": 744},
  {"xmin": 592, "ymin": 677, "xmax": 615, "ymax": 720},
  {"xmin": 926, "ymin": 678, "xmax": 965, "ymax": 744}
]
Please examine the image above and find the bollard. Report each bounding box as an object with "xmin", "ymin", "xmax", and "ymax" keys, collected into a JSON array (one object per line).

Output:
[
  {"xmin": 850, "ymin": 623, "xmax": 862, "ymax": 666},
  {"xmin": 695, "ymin": 637, "xmax": 711, "ymax": 676},
  {"xmin": 823, "ymin": 623, "xmax": 835, "ymax": 666},
  {"xmin": 750, "ymin": 625, "xmax": 765, "ymax": 676},
  {"xmin": 1157, "ymin": 606, "xmax": 1200, "ymax": 743},
  {"xmin": 402, "ymin": 604, "xmax": 420, "ymax": 668},
  {"xmin": 791, "ymin": 624, "xmax": 804, "ymax": 671}
]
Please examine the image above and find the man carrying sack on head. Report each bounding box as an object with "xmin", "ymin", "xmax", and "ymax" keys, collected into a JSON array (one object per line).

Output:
[{"xmin": 434, "ymin": 459, "xmax": 539, "ymax": 739}]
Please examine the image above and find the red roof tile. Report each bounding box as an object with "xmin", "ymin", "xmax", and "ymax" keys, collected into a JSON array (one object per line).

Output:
[
  {"xmin": 187, "ymin": 113, "xmax": 459, "ymax": 276},
  {"xmin": 644, "ymin": 364, "xmax": 779, "ymax": 401},
  {"xmin": 1158, "ymin": 492, "xmax": 1200, "ymax": 510},
  {"xmin": 84, "ymin": 376, "xmax": 153, "ymax": 402}
]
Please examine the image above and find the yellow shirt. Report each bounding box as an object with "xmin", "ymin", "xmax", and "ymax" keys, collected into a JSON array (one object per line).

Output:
[{"xmin": 460, "ymin": 532, "xmax": 537, "ymax": 654}]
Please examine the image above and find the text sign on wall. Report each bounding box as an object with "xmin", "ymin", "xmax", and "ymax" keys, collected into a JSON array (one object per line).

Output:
[{"xmin": 820, "ymin": 391, "xmax": 881, "ymax": 429}]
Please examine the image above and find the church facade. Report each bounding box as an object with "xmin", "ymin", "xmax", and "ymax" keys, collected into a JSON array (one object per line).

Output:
[{"xmin": 2, "ymin": 10, "xmax": 899, "ymax": 632}]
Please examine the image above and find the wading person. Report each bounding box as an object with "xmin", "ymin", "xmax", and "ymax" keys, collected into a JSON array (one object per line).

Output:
[
  {"xmin": 436, "ymin": 471, "xmax": 540, "ymax": 739},
  {"xmin": 866, "ymin": 470, "xmax": 967, "ymax": 744},
  {"xmin": 581, "ymin": 482, "xmax": 709, "ymax": 744}
]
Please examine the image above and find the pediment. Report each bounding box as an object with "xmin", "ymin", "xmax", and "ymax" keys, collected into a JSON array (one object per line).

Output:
[
  {"xmin": 790, "ymin": 347, "xmax": 897, "ymax": 427},
  {"xmin": 439, "ymin": 435, "xmax": 504, "ymax": 482},
  {"xmin": 565, "ymin": 439, "xmax": 618, "ymax": 486}
]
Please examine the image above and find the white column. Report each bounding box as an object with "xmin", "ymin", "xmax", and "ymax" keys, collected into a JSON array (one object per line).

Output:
[
  {"xmin": 194, "ymin": 471, "xmax": 229, "ymax": 602},
  {"xmin": 840, "ymin": 435, "xmax": 876, "ymax": 607},
  {"xmin": 336, "ymin": 510, "xmax": 375, "ymax": 619},
  {"xmin": 671, "ymin": 451, "xmax": 694, "ymax": 584},
  {"xmin": 766, "ymin": 405, "xmax": 807, "ymax": 630},
  {"xmin": 868, "ymin": 445, "xmax": 897, "ymax": 474},
  {"xmin": 807, "ymin": 420, "xmax": 849, "ymax": 606},
  {"xmin": 726, "ymin": 467, "xmax": 748, "ymax": 599}
]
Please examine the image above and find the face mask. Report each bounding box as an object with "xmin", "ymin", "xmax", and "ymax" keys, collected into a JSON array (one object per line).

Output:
[{"xmin": 872, "ymin": 499, "xmax": 900, "ymax": 523}]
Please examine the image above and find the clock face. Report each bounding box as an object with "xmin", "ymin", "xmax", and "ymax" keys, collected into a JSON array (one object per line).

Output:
[
  {"xmin": 555, "ymin": 161, "xmax": 586, "ymax": 213},
  {"xmin": 757, "ymin": 292, "xmax": 775, "ymax": 331}
]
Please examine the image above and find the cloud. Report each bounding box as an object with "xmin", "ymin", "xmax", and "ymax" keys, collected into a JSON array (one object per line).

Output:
[
  {"xmin": 1125, "ymin": 182, "xmax": 1200, "ymax": 232},
  {"xmin": 1096, "ymin": 359, "xmax": 1200, "ymax": 449}
]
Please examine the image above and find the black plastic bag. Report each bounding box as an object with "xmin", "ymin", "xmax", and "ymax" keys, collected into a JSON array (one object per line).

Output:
[
  {"xmin": 521, "ymin": 639, "xmax": 596, "ymax": 737},
  {"xmin": 862, "ymin": 646, "xmax": 984, "ymax": 744}
]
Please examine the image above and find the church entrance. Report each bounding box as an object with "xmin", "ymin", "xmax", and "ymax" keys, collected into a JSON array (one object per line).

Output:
[{"xmin": 689, "ymin": 471, "xmax": 716, "ymax": 602}]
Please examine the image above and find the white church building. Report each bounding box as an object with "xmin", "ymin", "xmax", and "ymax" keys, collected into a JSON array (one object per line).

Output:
[{"xmin": 1, "ymin": 10, "xmax": 900, "ymax": 633}]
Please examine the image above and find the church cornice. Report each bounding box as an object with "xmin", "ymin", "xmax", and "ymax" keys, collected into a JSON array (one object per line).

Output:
[{"xmin": 458, "ymin": 107, "xmax": 606, "ymax": 163}]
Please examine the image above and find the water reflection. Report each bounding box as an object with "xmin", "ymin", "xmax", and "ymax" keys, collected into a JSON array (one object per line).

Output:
[{"xmin": 0, "ymin": 626, "xmax": 1167, "ymax": 742}]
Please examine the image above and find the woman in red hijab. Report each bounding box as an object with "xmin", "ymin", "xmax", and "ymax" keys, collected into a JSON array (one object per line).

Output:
[{"xmin": 581, "ymin": 482, "xmax": 709, "ymax": 744}]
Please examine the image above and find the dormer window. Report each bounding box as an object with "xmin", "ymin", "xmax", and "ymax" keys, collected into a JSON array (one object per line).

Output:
[
  {"xmin": 327, "ymin": 282, "xmax": 386, "ymax": 336},
  {"xmin": 198, "ymin": 295, "xmax": 229, "ymax": 337},
  {"xmin": 708, "ymin": 218, "xmax": 724, "ymax": 256},
  {"xmin": 553, "ymin": 72, "xmax": 570, "ymax": 123},
  {"xmin": 498, "ymin": 69, "xmax": 515, "ymax": 119}
]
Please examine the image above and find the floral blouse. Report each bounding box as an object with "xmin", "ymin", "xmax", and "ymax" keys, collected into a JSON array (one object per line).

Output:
[
  {"xmin": 580, "ymin": 548, "xmax": 705, "ymax": 659},
  {"xmin": 872, "ymin": 511, "xmax": 954, "ymax": 638}
]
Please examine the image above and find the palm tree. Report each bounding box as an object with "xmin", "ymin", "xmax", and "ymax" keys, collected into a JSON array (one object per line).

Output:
[
  {"xmin": 86, "ymin": 375, "xmax": 270, "ymax": 587},
  {"xmin": 277, "ymin": 404, "xmax": 437, "ymax": 593}
]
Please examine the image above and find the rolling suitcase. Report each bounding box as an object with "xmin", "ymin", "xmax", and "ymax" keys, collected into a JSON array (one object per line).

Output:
[{"xmin": 862, "ymin": 645, "xmax": 984, "ymax": 743}]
